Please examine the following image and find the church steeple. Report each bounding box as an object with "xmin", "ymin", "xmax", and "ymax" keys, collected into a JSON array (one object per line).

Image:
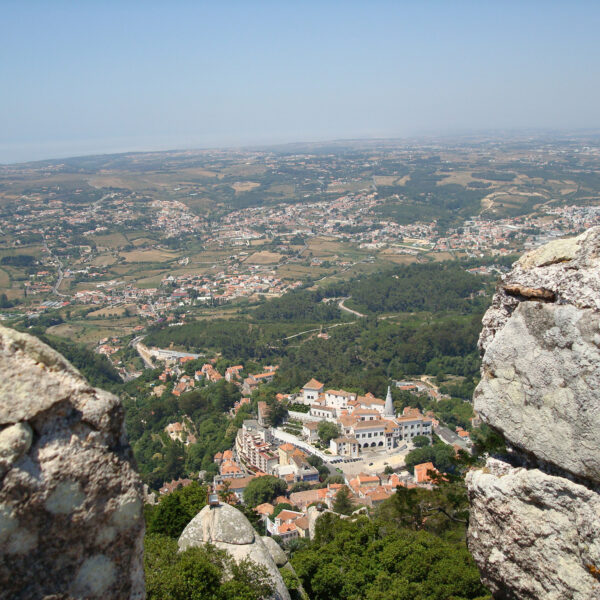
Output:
[{"xmin": 384, "ymin": 385, "xmax": 394, "ymax": 417}]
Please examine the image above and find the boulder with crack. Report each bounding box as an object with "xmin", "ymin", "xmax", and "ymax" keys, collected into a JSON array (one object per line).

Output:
[{"xmin": 468, "ymin": 227, "xmax": 600, "ymax": 599}]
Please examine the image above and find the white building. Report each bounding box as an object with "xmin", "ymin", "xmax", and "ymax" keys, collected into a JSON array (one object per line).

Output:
[
  {"xmin": 330, "ymin": 436, "xmax": 360, "ymax": 458},
  {"xmin": 324, "ymin": 389, "xmax": 356, "ymax": 411},
  {"xmin": 309, "ymin": 404, "xmax": 337, "ymax": 422},
  {"xmin": 302, "ymin": 378, "xmax": 324, "ymax": 404}
]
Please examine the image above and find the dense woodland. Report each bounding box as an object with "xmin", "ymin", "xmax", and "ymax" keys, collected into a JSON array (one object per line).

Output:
[{"xmin": 122, "ymin": 378, "xmax": 247, "ymax": 489}]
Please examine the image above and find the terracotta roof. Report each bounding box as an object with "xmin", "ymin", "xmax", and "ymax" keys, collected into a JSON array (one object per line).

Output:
[
  {"xmin": 276, "ymin": 509, "xmax": 304, "ymax": 521},
  {"xmin": 357, "ymin": 395, "xmax": 385, "ymax": 406},
  {"xmin": 289, "ymin": 489, "xmax": 320, "ymax": 507},
  {"xmin": 294, "ymin": 516, "xmax": 309, "ymax": 530},
  {"xmin": 325, "ymin": 389, "xmax": 353, "ymax": 397},
  {"xmin": 303, "ymin": 378, "xmax": 324, "ymax": 390},
  {"xmin": 254, "ymin": 502, "xmax": 274, "ymax": 515},
  {"xmin": 311, "ymin": 405, "xmax": 336, "ymax": 413},
  {"xmin": 414, "ymin": 462, "xmax": 438, "ymax": 484},
  {"xmin": 278, "ymin": 522, "xmax": 298, "ymax": 534}
]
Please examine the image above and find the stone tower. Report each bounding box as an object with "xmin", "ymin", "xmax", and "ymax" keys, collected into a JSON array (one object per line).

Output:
[{"xmin": 384, "ymin": 385, "xmax": 394, "ymax": 418}]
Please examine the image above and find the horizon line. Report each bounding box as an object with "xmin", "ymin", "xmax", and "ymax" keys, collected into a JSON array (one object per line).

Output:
[{"xmin": 3, "ymin": 127, "xmax": 600, "ymax": 167}]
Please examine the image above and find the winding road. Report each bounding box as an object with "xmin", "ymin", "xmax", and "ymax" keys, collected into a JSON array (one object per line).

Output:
[
  {"xmin": 43, "ymin": 238, "xmax": 67, "ymax": 297},
  {"xmin": 338, "ymin": 297, "xmax": 366, "ymax": 318}
]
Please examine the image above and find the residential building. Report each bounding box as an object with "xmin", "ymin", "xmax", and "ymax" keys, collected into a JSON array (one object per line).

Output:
[{"xmin": 302, "ymin": 378, "xmax": 324, "ymax": 404}]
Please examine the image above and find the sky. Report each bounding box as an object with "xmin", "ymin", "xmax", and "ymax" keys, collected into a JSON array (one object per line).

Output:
[{"xmin": 1, "ymin": 1, "xmax": 600, "ymax": 163}]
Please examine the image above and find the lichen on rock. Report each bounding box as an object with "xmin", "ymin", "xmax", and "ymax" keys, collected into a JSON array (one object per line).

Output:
[
  {"xmin": 0, "ymin": 326, "xmax": 145, "ymax": 599},
  {"xmin": 468, "ymin": 227, "xmax": 600, "ymax": 599}
]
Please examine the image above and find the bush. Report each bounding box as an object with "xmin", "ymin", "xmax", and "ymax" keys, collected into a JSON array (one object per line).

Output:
[
  {"xmin": 243, "ymin": 476, "xmax": 288, "ymax": 507},
  {"xmin": 147, "ymin": 482, "xmax": 207, "ymax": 538},
  {"xmin": 145, "ymin": 534, "xmax": 274, "ymax": 600},
  {"xmin": 412, "ymin": 435, "xmax": 430, "ymax": 448}
]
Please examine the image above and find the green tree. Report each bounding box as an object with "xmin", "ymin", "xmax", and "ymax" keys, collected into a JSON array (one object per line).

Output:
[
  {"xmin": 272, "ymin": 502, "xmax": 294, "ymax": 517},
  {"xmin": 317, "ymin": 421, "xmax": 340, "ymax": 445},
  {"xmin": 243, "ymin": 476, "xmax": 288, "ymax": 508},
  {"xmin": 145, "ymin": 534, "xmax": 274, "ymax": 600},
  {"xmin": 412, "ymin": 435, "xmax": 430, "ymax": 447},
  {"xmin": 332, "ymin": 485, "xmax": 354, "ymax": 515},
  {"xmin": 148, "ymin": 482, "xmax": 207, "ymax": 537}
]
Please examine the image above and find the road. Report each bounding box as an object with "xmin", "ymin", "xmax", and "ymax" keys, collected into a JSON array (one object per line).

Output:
[
  {"xmin": 135, "ymin": 342, "xmax": 155, "ymax": 369},
  {"xmin": 338, "ymin": 297, "xmax": 365, "ymax": 318},
  {"xmin": 43, "ymin": 238, "xmax": 67, "ymax": 297},
  {"xmin": 270, "ymin": 428, "xmax": 331, "ymax": 461},
  {"xmin": 282, "ymin": 319, "xmax": 358, "ymax": 341}
]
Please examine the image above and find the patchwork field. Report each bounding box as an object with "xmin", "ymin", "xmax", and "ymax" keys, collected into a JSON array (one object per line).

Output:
[{"xmin": 92, "ymin": 233, "xmax": 129, "ymax": 249}]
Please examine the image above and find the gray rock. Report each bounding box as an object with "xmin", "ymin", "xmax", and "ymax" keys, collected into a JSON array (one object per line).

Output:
[
  {"xmin": 0, "ymin": 326, "xmax": 144, "ymax": 600},
  {"xmin": 467, "ymin": 458, "xmax": 600, "ymax": 600},
  {"xmin": 262, "ymin": 535, "xmax": 309, "ymax": 600},
  {"xmin": 474, "ymin": 226, "xmax": 600, "ymax": 481},
  {"xmin": 0, "ymin": 422, "xmax": 32, "ymax": 478},
  {"xmin": 469, "ymin": 228, "xmax": 600, "ymax": 599},
  {"xmin": 262, "ymin": 535, "xmax": 288, "ymax": 567},
  {"xmin": 475, "ymin": 301, "xmax": 600, "ymax": 481},
  {"xmin": 478, "ymin": 227, "xmax": 600, "ymax": 355},
  {"xmin": 179, "ymin": 503, "xmax": 291, "ymax": 600}
]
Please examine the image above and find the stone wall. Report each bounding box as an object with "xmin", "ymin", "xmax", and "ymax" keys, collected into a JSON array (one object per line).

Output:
[
  {"xmin": 0, "ymin": 326, "xmax": 145, "ymax": 599},
  {"xmin": 467, "ymin": 228, "xmax": 600, "ymax": 599}
]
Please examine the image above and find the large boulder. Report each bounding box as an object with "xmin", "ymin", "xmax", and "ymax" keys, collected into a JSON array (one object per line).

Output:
[
  {"xmin": 0, "ymin": 326, "xmax": 144, "ymax": 599},
  {"xmin": 178, "ymin": 502, "xmax": 291, "ymax": 600},
  {"xmin": 475, "ymin": 226, "xmax": 600, "ymax": 482},
  {"xmin": 467, "ymin": 458, "xmax": 600, "ymax": 600},
  {"xmin": 476, "ymin": 301, "xmax": 600, "ymax": 481},
  {"xmin": 468, "ymin": 228, "xmax": 600, "ymax": 599}
]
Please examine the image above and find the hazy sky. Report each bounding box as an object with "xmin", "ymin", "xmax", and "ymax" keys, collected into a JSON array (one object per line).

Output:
[{"xmin": 2, "ymin": 1, "xmax": 599, "ymax": 163}]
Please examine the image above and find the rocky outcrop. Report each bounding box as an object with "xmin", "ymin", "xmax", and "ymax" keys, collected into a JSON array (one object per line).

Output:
[
  {"xmin": 0, "ymin": 326, "xmax": 145, "ymax": 599},
  {"xmin": 178, "ymin": 502, "xmax": 291, "ymax": 600},
  {"xmin": 468, "ymin": 459, "xmax": 600, "ymax": 600},
  {"xmin": 467, "ymin": 227, "xmax": 600, "ymax": 599}
]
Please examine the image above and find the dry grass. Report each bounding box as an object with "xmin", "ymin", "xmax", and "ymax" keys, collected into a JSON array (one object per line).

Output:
[
  {"xmin": 121, "ymin": 249, "xmax": 179, "ymax": 263},
  {"xmin": 376, "ymin": 254, "xmax": 419, "ymax": 265},
  {"xmin": 307, "ymin": 237, "xmax": 345, "ymax": 256},
  {"xmin": 232, "ymin": 181, "xmax": 260, "ymax": 193},
  {"xmin": 131, "ymin": 237, "xmax": 156, "ymax": 247},
  {"xmin": 326, "ymin": 180, "xmax": 371, "ymax": 193},
  {"xmin": 277, "ymin": 264, "xmax": 327, "ymax": 279},
  {"xmin": 426, "ymin": 252, "xmax": 455, "ymax": 262},
  {"xmin": 435, "ymin": 171, "xmax": 479, "ymax": 186},
  {"xmin": 0, "ymin": 268, "xmax": 10, "ymax": 288},
  {"xmin": 373, "ymin": 175, "xmax": 410, "ymax": 186},
  {"xmin": 91, "ymin": 254, "xmax": 118, "ymax": 267},
  {"xmin": 87, "ymin": 303, "xmax": 137, "ymax": 318},
  {"xmin": 92, "ymin": 232, "xmax": 129, "ymax": 249},
  {"xmin": 5, "ymin": 288, "xmax": 23, "ymax": 300},
  {"xmin": 245, "ymin": 251, "xmax": 282, "ymax": 264}
]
